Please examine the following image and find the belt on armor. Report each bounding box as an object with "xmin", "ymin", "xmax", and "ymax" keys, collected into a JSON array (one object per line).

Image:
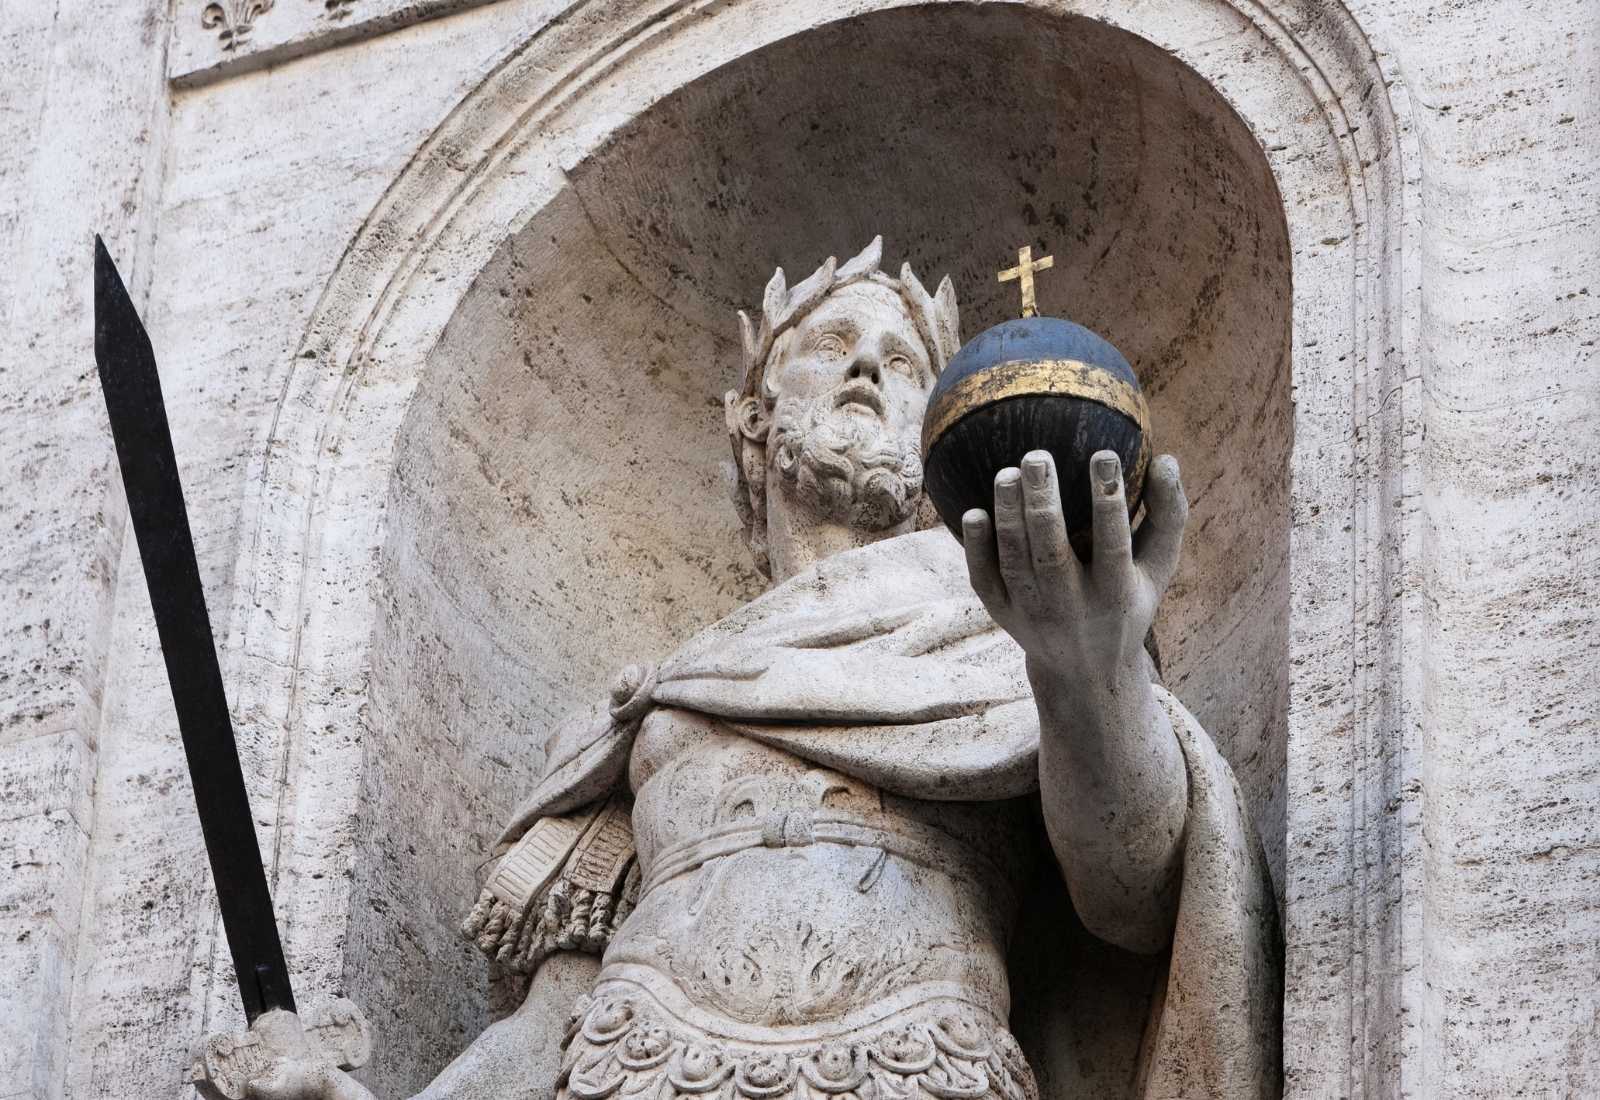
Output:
[{"xmin": 640, "ymin": 810, "xmax": 998, "ymax": 898}]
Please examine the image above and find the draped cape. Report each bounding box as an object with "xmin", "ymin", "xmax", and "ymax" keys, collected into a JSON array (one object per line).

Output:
[{"xmin": 496, "ymin": 530, "xmax": 1281, "ymax": 1098}]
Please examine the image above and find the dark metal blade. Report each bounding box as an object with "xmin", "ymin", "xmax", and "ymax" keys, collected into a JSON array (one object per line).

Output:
[{"xmin": 93, "ymin": 235, "xmax": 296, "ymax": 1023}]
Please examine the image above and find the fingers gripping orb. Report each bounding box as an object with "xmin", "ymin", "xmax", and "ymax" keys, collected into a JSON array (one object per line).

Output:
[{"xmin": 919, "ymin": 316, "xmax": 1151, "ymax": 558}]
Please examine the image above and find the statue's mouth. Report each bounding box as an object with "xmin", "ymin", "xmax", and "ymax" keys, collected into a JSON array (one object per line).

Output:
[{"xmin": 833, "ymin": 381, "xmax": 886, "ymax": 418}]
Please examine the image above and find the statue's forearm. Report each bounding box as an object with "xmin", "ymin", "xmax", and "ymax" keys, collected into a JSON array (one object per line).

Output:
[{"xmin": 1031, "ymin": 655, "xmax": 1187, "ymax": 954}]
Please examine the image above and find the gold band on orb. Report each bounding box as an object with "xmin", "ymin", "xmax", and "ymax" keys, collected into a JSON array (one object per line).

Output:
[{"xmin": 920, "ymin": 358, "xmax": 1153, "ymax": 458}]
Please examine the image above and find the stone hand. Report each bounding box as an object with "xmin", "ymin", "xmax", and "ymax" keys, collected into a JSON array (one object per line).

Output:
[
  {"xmin": 246, "ymin": 1060, "xmax": 377, "ymax": 1100},
  {"xmin": 961, "ymin": 448, "xmax": 1186, "ymax": 692},
  {"xmin": 242, "ymin": 1011, "xmax": 376, "ymax": 1100},
  {"xmin": 190, "ymin": 1008, "xmax": 378, "ymax": 1100},
  {"xmin": 245, "ymin": 1056, "xmax": 340, "ymax": 1100},
  {"xmin": 964, "ymin": 448, "xmax": 1189, "ymax": 953}
]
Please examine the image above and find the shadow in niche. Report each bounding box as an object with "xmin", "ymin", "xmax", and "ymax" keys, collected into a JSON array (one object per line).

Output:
[{"xmin": 356, "ymin": 3, "xmax": 1290, "ymax": 1091}]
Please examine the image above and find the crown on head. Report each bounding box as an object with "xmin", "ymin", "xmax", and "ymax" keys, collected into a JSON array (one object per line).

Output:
[{"xmin": 735, "ymin": 237, "xmax": 960, "ymax": 399}]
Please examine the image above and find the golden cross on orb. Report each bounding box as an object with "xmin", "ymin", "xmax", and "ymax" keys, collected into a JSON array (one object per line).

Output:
[{"xmin": 997, "ymin": 245, "xmax": 1054, "ymax": 318}]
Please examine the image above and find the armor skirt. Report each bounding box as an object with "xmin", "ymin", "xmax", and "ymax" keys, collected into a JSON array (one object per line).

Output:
[{"xmin": 558, "ymin": 978, "xmax": 1037, "ymax": 1100}]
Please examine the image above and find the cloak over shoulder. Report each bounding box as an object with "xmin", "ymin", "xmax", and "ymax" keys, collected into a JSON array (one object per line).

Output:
[{"xmin": 495, "ymin": 530, "xmax": 1281, "ymax": 1098}]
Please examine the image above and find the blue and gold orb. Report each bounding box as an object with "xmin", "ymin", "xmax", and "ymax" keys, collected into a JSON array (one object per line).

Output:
[{"xmin": 920, "ymin": 315, "xmax": 1151, "ymax": 557}]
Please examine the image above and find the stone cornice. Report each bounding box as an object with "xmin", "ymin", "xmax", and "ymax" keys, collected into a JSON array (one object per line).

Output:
[{"xmin": 170, "ymin": 0, "xmax": 515, "ymax": 89}]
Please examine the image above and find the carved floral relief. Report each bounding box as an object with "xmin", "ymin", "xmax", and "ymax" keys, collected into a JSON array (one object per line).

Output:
[{"xmin": 200, "ymin": 0, "xmax": 275, "ymax": 51}]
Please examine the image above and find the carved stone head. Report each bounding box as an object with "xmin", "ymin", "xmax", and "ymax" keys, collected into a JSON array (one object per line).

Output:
[{"xmin": 724, "ymin": 238, "xmax": 960, "ymax": 577}]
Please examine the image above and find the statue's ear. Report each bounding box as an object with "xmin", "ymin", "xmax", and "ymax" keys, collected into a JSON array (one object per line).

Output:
[{"xmin": 726, "ymin": 391, "xmax": 770, "ymax": 444}]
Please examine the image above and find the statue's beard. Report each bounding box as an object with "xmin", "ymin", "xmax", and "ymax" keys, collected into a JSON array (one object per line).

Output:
[{"xmin": 767, "ymin": 394, "xmax": 923, "ymax": 532}]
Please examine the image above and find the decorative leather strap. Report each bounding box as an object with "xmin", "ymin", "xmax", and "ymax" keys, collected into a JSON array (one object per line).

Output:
[{"xmin": 640, "ymin": 809, "xmax": 1002, "ymax": 898}]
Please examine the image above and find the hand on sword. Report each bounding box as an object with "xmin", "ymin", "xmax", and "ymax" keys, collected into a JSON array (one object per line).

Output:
[{"xmin": 237, "ymin": 1012, "xmax": 375, "ymax": 1100}]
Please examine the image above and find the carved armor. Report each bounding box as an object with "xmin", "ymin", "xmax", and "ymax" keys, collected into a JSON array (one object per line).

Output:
[{"xmin": 559, "ymin": 982, "xmax": 1036, "ymax": 1100}]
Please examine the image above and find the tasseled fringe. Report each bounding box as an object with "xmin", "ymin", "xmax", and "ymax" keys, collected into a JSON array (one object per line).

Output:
[{"xmin": 460, "ymin": 861, "xmax": 640, "ymax": 974}]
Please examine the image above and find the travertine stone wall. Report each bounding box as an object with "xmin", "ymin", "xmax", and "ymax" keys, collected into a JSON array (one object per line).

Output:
[
  {"xmin": 1349, "ymin": 0, "xmax": 1600, "ymax": 1089},
  {"xmin": 0, "ymin": 3, "xmax": 168, "ymax": 1096},
  {"xmin": 1, "ymin": 4, "xmax": 559, "ymax": 1098},
  {"xmin": 0, "ymin": 1, "xmax": 1595, "ymax": 1098}
]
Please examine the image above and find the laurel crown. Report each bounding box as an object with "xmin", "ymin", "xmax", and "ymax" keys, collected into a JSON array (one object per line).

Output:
[{"xmin": 735, "ymin": 236, "xmax": 961, "ymax": 399}]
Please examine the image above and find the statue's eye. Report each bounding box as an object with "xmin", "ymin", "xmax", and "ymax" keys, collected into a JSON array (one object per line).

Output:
[
  {"xmin": 816, "ymin": 333, "xmax": 847, "ymax": 359},
  {"xmin": 886, "ymin": 355, "xmax": 913, "ymax": 377}
]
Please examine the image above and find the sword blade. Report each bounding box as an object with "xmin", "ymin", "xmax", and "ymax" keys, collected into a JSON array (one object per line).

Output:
[{"xmin": 93, "ymin": 236, "xmax": 295, "ymax": 1023}]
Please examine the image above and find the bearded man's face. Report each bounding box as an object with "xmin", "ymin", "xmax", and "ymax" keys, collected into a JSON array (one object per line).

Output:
[{"xmin": 764, "ymin": 282, "xmax": 935, "ymax": 532}]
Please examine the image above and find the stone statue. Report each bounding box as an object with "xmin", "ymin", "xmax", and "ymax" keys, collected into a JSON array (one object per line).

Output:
[{"xmin": 229, "ymin": 238, "xmax": 1280, "ymax": 1100}]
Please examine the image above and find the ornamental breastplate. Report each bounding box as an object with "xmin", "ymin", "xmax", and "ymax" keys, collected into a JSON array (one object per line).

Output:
[{"xmin": 602, "ymin": 708, "xmax": 1034, "ymax": 1032}]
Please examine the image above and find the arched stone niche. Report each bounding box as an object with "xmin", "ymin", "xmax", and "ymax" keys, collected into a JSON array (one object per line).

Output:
[
  {"xmin": 223, "ymin": 2, "xmax": 1414, "ymax": 1096},
  {"xmin": 362, "ymin": 6, "xmax": 1294, "ymax": 1078}
]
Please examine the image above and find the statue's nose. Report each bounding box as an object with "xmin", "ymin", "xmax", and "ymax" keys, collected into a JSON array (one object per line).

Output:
[{"xmin": 846, "ymin": 351, "xmax": 882, "ymax": 385}]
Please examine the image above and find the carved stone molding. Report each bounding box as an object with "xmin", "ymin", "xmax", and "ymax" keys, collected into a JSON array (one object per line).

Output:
[
  {"xmin": 207, "ymin": 0, "xmax": 1419, "ymax": 1095},
  {"xmin": 170, "ymin": 0, "xmax": 505, "ymax": 87}
]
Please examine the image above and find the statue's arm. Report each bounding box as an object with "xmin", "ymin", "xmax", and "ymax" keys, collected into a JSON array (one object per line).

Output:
[{"xmin": 962, "ymin": 449, "xmax": 1189, "ymax": 955}]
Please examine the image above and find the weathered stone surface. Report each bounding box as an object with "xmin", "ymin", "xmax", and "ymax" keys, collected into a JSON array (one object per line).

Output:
[
  {"xmin": 1, "ymin": 0, "xmax": 1596, "ymax": 1096},
  {"xmin": 0, "ymin": 2, "xmax": 169, "ymax": 1097}
]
